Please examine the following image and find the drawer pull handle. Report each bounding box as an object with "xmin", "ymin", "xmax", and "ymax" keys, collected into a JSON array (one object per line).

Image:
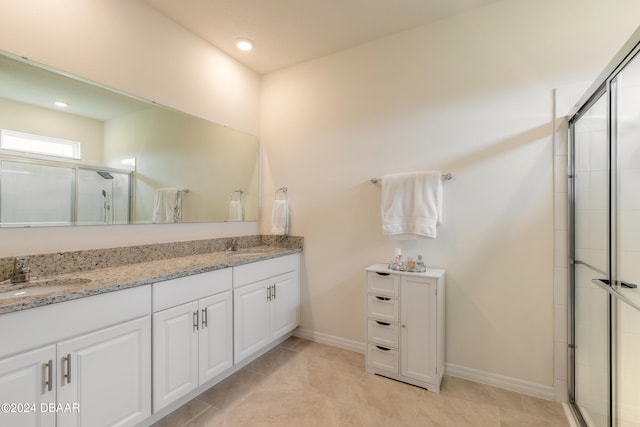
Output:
[
  {"xmin": 375, "ymin": 321, "xmax": 391, "ymax": 326},
  {"xmin": 43, "ymin": 360, "xmax": 53, "ymax": 392},
  {"xmin": 376, "ymin": 272, "xmax": 390, "ymax": 276},
  {"xmin": 375, "ymin": 296, "xmax": 391, "ymax": 301},
  {"xmin": 193, "ymin": 311, "xmax": 199, "ymax": 332},
  {"xmin": 63, "ymin": 354, "xmax": 71, "ymax": 384},
  {"xmin": 376, "ymin": 345, "xmax": 391, "ymax": 351}
]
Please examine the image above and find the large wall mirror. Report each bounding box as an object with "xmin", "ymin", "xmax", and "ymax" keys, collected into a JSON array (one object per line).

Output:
[{"xmin": 0, "ymin": 52, "xmax": 259, "ymax": 227}]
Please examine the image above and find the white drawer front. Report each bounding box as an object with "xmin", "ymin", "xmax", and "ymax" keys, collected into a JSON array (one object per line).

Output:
[
  {"xmin": 367, "ymin": 319, "xmax": 399, "ymax": 348},
  {"xmin": 367, "ymin": 295, "xmax": 399, "ymax": 323},
  {"xmin": 367, "ymin": 272, "xmax": 399, "ymax": 297},
  {"xmin": 367, "ymin": 344, "xmax": 399, "ymax": 374},
  {"xmin": 153, "ymin": 268, "xmax": 232, "ymax": 312},
  {"xmin": 233, "ymin": 254, "xmax": 299, "ymax": 288}
]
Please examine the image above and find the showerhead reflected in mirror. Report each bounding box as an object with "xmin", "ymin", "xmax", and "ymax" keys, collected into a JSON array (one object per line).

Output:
[{"xmin": 0, "ymin": 51, "xmax": 259, "ymax": 227}]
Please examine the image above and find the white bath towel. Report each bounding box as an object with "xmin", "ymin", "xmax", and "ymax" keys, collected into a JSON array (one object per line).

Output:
[
  {"xmin": 229, "ymin": 200, "xmax": 244, "ymax": 221},
  {"xmin": 381, "ymin": 171, "xmax": 443, "ymax": 239},
  {"xmin": 152, "ymin": 188, "xmax": 178, "ymax": 223},
  {"xmin": 271, "ymin": 199, "xmax": 289, "ymax": 235}
]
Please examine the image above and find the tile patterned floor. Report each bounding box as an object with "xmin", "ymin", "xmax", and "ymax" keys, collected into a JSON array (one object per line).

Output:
[{"xmin": 152, "ymin": 337, "xmax": 570, "ymax": 426}]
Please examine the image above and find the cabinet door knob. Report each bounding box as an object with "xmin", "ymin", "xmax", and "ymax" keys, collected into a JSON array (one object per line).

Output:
[{"xmin": 402, "ymin": 325, "xmax": 406, "ymax": 328}]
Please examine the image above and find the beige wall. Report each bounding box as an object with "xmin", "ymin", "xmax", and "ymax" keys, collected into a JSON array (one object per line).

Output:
[
  {"xmin": 0, "ymin": 98, "xmax": 104, "ymax": 165},
  {"xmin": 0, "ymin": 0, "xmax": 261, "ymax": 255},
  {"xmin": 260, "ymin": 0, "xmax": 640, "ymax": 392}
]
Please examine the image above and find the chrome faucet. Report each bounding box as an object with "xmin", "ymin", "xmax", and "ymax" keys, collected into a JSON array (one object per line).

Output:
[
  {"xmin": 225, "ymin": 238, "xmax": 239, "ymax": 253},
  {"xmin": 11, "ymin": 257, "xmax": 30, "ymax": 284}
]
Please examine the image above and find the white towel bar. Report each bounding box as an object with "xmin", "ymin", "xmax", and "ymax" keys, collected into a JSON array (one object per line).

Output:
[{"xmin": 370, "ymin": 173, "xmax": 452, "ymax": 184}]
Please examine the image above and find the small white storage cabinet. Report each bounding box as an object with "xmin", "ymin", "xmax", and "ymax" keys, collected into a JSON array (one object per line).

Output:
[
  {"xmin": 233, "ymin": 254, "xmax": 300, "ymax": 364},
  {"xmin": 152, "ymin": 268, "xmax": 233, "ymax": 412},
  {"xmin": 365, "ymin": 264, "xmax": 445, "ymax": 392},
  {"xmin": 0, "ymin": 286, "xmax": 151, "ymax": 427}
]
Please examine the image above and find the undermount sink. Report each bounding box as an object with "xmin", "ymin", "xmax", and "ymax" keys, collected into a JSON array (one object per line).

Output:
[
  {"xmin": 0, "ymin": 277, "xmax": 91, "ymax": 300},
  {"xmin": 230, "ymin": 252, "xmax": 268, "ymax": 258}
]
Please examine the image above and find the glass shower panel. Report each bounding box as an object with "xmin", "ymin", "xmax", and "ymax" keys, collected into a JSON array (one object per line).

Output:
[
  {"xmin": 110, "ymin": 172, "xmax": 130, "ymax": 225},
  {"xmin": 613, "ymin": 50, "xmax": 640, "ymax": 427},
  {"xmin": 0, "ymin": 160, "xmax": 73, "ymax": 226},
  {"xmin": 573, "ymin": 94, "xmax": 610, "ymax": 427},
  {"xmin": 77, "ymin": 169, "xmax": 111, "ymax": 225},
  {"xmin": 618, "ymin": 299, "xmax": 640, "ymax": 427},
  {"xmin": 77, "ymin": 169, "xmax": 130, "ymax": 225}
]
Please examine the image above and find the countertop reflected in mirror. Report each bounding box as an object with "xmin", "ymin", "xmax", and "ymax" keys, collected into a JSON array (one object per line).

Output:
[{"xmin": 0, "ymin": 51, "xmax": 259, "ymax": 227}]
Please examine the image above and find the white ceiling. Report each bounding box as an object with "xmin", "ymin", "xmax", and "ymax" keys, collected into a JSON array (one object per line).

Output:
[{"xmin": 143, "ymin": 0, "xmax": 501, "ymax": 74}]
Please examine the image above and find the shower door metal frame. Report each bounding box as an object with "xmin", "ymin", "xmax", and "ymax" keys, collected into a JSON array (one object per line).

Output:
[
  {"xmin": 0, "ymin": 153, "xmax": 132, "ymax": 226},
  {"xmin": 568, "ymin": 26, "xmax": 640, "ymax": 427},
  {"xmin": 568, "ymin": 83, "xmax": 611, "ymax": 427}
]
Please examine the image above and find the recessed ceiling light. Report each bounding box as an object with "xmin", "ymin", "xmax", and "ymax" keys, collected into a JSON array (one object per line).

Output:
[
  {"xmin": 54, "ymin": 101, "xmax": 68, "ymax": 108},
  {"xmin": 236, "ymin": 38, "xmax": 254, "ymax": 52}
]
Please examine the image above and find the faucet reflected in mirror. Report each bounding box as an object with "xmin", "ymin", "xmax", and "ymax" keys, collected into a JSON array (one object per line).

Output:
[{"xmin": 0, "ymin": 51, "xmax": 259, "ymax": 227}]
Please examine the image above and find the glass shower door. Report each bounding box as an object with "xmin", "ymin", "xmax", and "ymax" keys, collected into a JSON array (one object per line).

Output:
[
  {"xmin": 572, "ymin": 92, "xmax": 610, "ymax": 427},
  {"xmin": 77, "ymin": 169, "xmax": 130, "ymax": 225},
  {"xmin": 612, "ymin": 51, "xmax": 640, "ymax": 427}
]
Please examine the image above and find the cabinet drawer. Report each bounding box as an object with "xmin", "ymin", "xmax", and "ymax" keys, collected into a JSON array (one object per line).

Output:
[
  {"xmin": 153, "ymin": 268, "xmax": 232, "ymax": 312},
  {"xmin": 367, "ymin": 295, "xmax": 399, "ymax": 323},
  {"xmin": 367, "ymin": 344, "xmax": 399, "ymax": 374},
  {"xmin": 367, "ymin": 272, "xmax": 399, "ymax": 297},
  {"xmin": 367, "ymin": 319, "xmax": 399, "ymax": 348},
  {"xmin": 233, "ymin": 254, "xmax": 299, "ymax": 288}
]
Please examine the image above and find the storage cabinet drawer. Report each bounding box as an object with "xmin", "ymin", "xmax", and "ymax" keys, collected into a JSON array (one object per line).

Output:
[
  {"xmin": 367, "ymin": 319, "xmax": 399, "ymax": 348},
  {"xmin": 367, "ymin": 295, "xmax": 399, "ymax": 322},
  {"xmin": 367, "ymin": 272, "xmax": 399, "ymax": 297},
  {"xmin": 367, "ymin": 344, "xmax": 399, "ymax": 374}
]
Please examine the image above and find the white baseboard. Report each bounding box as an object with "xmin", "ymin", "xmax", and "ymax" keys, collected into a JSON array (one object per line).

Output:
[
  {"xmin": 292, "ymin": 328, "xmax": 366, "ymax": 353},
  {"xmin": 293, "ymin": 328, "xmax": 556, "ymax": 401},
  {"xmin": 445, "ymin": 362, "xmax": 556, "ymax": 401}
]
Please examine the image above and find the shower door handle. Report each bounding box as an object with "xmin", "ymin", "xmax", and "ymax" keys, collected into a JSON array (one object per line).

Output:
[{"xmin": 592, "ymin": 279, "xmax": 638, "ymax": 289}]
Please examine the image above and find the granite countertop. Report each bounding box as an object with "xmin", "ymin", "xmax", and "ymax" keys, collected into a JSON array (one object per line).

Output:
[{"xmin": 0, "ymin": 244, "xmax": 301, "ymax": 315}]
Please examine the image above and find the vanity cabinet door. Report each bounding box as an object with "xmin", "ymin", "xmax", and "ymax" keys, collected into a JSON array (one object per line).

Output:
[
  {"xmin": 199, "ymin": 291, "xmax": 233, "ymax": 384},
  {"xmin": 153, "ymin": 301, "xmax": 199, "ymax": 412},
  {"xmin": 400, "ymin": 277, "xmax": 438, "ymax": 385},
  {"xmin": 57, "ymin": 316, "xmax": 151, "ymax": 427},
  {"xmin": 0, "ymin": 345, "xmax": 56, "ymax": 427},
  {"xmin": 270, "ymin": 271, "xmax": 299, "ymax": 340},
  {"xmin": 234, "ymin": 279, "xmax": 270, "ymax": 364}
]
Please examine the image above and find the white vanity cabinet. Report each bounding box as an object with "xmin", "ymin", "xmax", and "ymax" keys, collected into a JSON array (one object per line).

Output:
[
  {"xmin": 0, "ymin": 286, "xmax": 151, "ymax": 427},
  {"xmin": 152, "ymin": 268, "xmax": 233, "ymax": 412},
  {"xmin": 233, "ymin": 254, "xmax": 300, "ymax": 364},
  {"xmin": 0, "ymin": 345, "xmax": 56, "ymax": 427},
  {"xmin": 365, "ymin": 265, "xmax": 445, "ymax": 392}
]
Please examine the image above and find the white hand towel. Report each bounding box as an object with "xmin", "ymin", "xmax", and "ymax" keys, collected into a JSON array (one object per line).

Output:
[
  {"xmin": 175, "ymin": 190, "xmax": 184, "ymax": 223},
  {"xmin": 381, "ymin": 171, "xmax": 443, "ymax": 239},
  {"xmin": 229, "ymin": 200, "xmax": 244, "ymax": 221},
  {"xmin": 152, "ymin": 188, "xmax": 178, "ymax": 223},
  {"xmin": 271, "ymin": 199, "xmax": 289, "ymax": 235}
]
